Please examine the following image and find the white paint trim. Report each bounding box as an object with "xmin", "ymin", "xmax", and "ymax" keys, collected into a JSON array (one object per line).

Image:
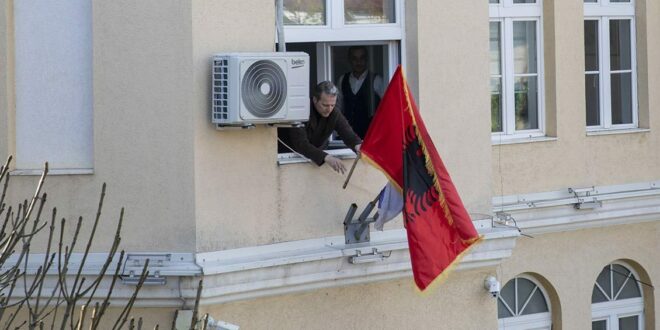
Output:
[
  {"xmin": 3, "ymin": 226, "xmax": 519, "ymax": 307},
  {"xmin": 10, "ymin": 168, "xmax": 94, "ymax": 176},
  {"xmin": 493, "ymin": 180, "xmax": 660, "ymax": 234}
]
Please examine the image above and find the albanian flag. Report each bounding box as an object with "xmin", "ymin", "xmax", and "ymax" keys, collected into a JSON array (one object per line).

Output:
[{"xmin": 360, "ymin": 65, "xmax": 482, "ymax": 291}]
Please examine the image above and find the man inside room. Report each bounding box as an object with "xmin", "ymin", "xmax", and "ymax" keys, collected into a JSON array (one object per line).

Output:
[
  {"xmin": 279, "ymin": 81, "xmax": 362, "ymax": 174},
  {"xmin": 336, "ymin": 46, "xmax": 385, "ymax": 139}
]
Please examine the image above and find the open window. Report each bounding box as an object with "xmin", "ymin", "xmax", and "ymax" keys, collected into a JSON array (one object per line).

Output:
[{"xmin": 277, "ymin": 0, "xmax": 404, "ymax": 165}]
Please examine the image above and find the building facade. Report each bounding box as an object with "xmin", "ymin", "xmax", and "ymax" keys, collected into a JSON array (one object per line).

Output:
[{"xmin": 0, "ymin": 0, "xmax": 658, "ymax": 329}]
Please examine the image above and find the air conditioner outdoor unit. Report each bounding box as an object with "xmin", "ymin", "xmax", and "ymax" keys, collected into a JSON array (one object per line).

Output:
[{"xmin": 211, "ymin": 52, "xmax": 309, "ymax": 128}]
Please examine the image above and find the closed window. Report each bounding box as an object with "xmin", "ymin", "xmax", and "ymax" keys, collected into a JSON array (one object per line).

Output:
[
  {"xmin": 584, "ymin": 0, "xmax": 637, "ymax": 130},
  {"xmin": 498, "ymin": 276, "xmax": 552, "ymax": 330},
  {"xmin": 591, "ymin": 262, "xmax": 644, "ymax": 330},
  {"xmin": 489, "ymin": 0, "xmax": 545, "ymax": 139}
]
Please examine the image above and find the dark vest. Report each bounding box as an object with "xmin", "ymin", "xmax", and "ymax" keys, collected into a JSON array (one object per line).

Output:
[{"xmin": 341, "ymin": 72, "xmax": 381, "ymax": 139}]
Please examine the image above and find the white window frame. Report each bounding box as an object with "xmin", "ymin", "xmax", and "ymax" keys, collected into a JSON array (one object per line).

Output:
[
  {"xmin": 278, "ymin": 1, "xmax": 405, "ymax": 164},
  {"xmin": 584, "ymin": 0, "xmax": 638, "ymax": 131},
  {"xmin": 489, "ymin": 0, "xmax": 546, "ymax": 141},
  {"xmin": 591, "ymin": 261, "xmax": 645, "ymax": 330},
  {"xmin": 284, "ymin": 0, "xmax": 404, "ymax": 42},
  {"xmin": 497, "ymin": 275, "xmax": 552, "ymax": 330}
]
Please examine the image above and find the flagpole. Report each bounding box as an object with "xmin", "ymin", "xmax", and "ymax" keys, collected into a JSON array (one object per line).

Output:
[{"xmin": 342, "ymin": 153, "xmax": 361, "ymax": 189}]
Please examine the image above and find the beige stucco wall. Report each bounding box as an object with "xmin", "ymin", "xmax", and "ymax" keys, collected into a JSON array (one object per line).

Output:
[
  {"xmin": 499, "ymin": 221, "xmax": 659, "ymax": 330},
  {"xmin": 202, "ymin": 221, "xmax": 658, "ymax": 330},
  {"xmin": 204, "ymin": 268, "xmax": 498, "ymax": 330},
  {"xmin": 416, "ymin": 0, "xmax": 493, "ymax": 215},
  {"xmin": 192, "ymin": 0, "xmax": 494, "ymax": 251},
  {"xmin": 493, "ymin": 0, "xmax": 660, "ymax": 196},
  {"xmin": 0, "ymin": 0, "xmax": 197, "ymax": 252}
]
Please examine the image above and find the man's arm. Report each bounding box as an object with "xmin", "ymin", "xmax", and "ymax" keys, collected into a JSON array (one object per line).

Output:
[
  {"xmin": 286, "ymin": 127, "xmax": 328, "ymax": 166},
  {"xmin": 334, "ymin": 112, "xmax": 363, "ymax": 151}
]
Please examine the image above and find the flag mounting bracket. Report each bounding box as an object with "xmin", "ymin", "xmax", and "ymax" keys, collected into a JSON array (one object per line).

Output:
[
  {"xmin": 343, "ymin": 201, "xmax": 379, "ymax": 245},
  {"xmin": 349, "ymin": 248, "xmax": 392, "ymax": 264}
]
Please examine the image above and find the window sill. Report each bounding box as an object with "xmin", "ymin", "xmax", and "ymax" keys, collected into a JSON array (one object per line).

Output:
[
  {"xmin": 586, "ymin": 128, "xmax": 650, "ymax": 136},
  {"xmin": 491, "ymin": 135, "xmax": 557, "ymax": 146},
  {"xmin": 10, "ymin": 168, "xmax": 94, "ymax": 176},
  {"xmin": 277, "ymin": 149, "xmax": 357, "ymax": 165}
]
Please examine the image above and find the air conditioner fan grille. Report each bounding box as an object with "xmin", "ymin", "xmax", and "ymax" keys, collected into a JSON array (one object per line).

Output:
[{"xmin": 241, "ymin": 60, "xmax": 287, "ymax": 118}]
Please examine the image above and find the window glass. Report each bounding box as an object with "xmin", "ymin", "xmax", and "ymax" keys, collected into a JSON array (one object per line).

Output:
[
  {"xmin": 619, "ymin": 315, "xmax": 639, "ymax": 330},
  {"xmin": 490, "ymin": 22, "xmax": 503, "ymax": 132},
  {"xmin": 283, "ymin": 0, "xmax": 326, "ymax": 25},
  {"xmin": 513, "ymin": 21, "xmax": 538, "ymax": 131},
  {"xmin": 584, "ymin": 0, "xmax": 598, "ymax": 3},
  {"xmin": 592, "ymin": 284, "xmax": 608, "ymax": 303},
  {"xmin": 610, "ymin": 20, "xmax": 631, "ymax": 71},
  {"xmin": 513, "ymin": 21, "xmax": 537, "ymax": 74},
  {"xmin": 522, "ymin": 289, "xmax": 549, "ymax": 315},
  {"xmin": 618, "ymin": 273, "xmax": 642, "ymax": 299},
  {"xmin": 611, "ymin": 72, "xmax": 633, "ymax": 124},
  {"xmin": 611, "ymin": 0, "xmax": 631, "ymax": 2},
  {"xmin": 596, "ymin": 265, "xmax": 612, "ymax": 298},
  {"xmin": 585, "ymin": 21, "xmax": 599, "ymax": 71},
  {"xmin": 344, "ymin": 0, "xmax": 395, "ymax": 24},
  {"xmin": 513, "ymin": 0, "xmax": 536, "ymax": 3},
  {"xmin": 498, "ymin": 298, "xmax": 513, "ymax": 318},
  {"xmin": 592, "ymin": 320, "xmax": 607, "ymax": 330},
  {"xmin": 490, "ymin": 0, "xmax": 500, "ymax": 3},
  {"xmin": 585, "ymin": 20, "xmax": 600, "ymax": 126}
]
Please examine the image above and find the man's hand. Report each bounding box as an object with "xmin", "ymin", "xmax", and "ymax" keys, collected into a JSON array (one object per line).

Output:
[
  {"xmin": 324, "ymin": 155, "xmax": 346, "ymax": 174},
  {"xmin": 355, "ymin": 144, "xmax": 362, "ymax": 154}
]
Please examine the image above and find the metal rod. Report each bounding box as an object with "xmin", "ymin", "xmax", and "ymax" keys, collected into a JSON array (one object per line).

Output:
[{"xmin": 342, "ymin": 154, "xmax": 361, "ymax": 189}]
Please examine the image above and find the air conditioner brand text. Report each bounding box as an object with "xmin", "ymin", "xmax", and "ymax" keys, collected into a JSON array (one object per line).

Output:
[{"xmin": 291, "ymin": 59, "xmax": 305, "ymax": 68}]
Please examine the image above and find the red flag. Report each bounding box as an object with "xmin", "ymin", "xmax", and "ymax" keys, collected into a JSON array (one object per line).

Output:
[{"xmin": 361, "ymin": 66, "xmax": 481, "ymax": 291}]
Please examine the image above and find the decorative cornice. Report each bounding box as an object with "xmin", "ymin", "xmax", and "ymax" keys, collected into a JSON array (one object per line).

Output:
[
  {"xmin": 492, "ymin": 180, "xmax": 660, "ymax": 235},
  {"xmin": 195, "ymin": 224, "xmax": 520, "ymax": 305}
]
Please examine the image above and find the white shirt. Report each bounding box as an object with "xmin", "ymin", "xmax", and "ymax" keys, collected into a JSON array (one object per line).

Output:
[{"xmin": 337, "ymin": 70, "xmax": 385, "ymax": 99}]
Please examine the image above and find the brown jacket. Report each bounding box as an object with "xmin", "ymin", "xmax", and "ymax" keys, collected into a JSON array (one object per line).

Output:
[{"xmin": 280, "ymin": 106, "xmax": 362, "ymax": 166}]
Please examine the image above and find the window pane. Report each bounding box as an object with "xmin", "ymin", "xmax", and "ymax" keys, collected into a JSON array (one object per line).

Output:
[
  {"xmin": 344, "ymin": 0, "xmax": 395, "ymax": 24},
  {"xmin": 517, "ymin": 278, "xmax": 536, "ymax": 312},
  {"xmin": 611, "ymin": 72, "xmax": 633, "ymax": 124},
  {"xmin": 283, "ymin": 0, "xmax": 325, "ymax": 25},
  {"xmin": 584, "ymin": 0, "xmax": 598, "ymax": 3},
  {"xmin": 619, "ymin": 315, "xmax": 639, "ymax": 330},
  {"xmin": 515, "ymin": 76, "xmax": 538, "ymax": 130},
  {"xmin": 521, "ymin": 289, "xmax": 549, "ymax": 315},
  {"xmin": 491, "ymin": 78, "xmax": 503, "ymax": 132},
  {"xmin": 610, "ymin": 20, "xmax": 631, "ymax": 71},
  {"xmin": 490, "ymin": 0, "xmax": 500, "ymax": 3},
  {"xmin": 498, "ymin": 298, "xmax": 514, "ymax": 318},
  {"xmin": 592, "ymin": 285, "xmax": 609, "ymax": 303},
  {"xmin": 596, "ymin": 265, "xmax": 612, "ymax": 299},
  {"xmin": 513, "ymin": 21, "xmax": 537, "ymax": 74},
  {"xmin": 490, "ymin": 22, "xmax": 502, "ymax": 75},
  {"xmin": 611, "ymin": 0, "xmax": 631, "ymax": 2},
  {"xmin": 618, "ymin": 275, "xmax": 642, "ymax": 299},
  {"xmin": 513, "ymin": 0, "xmax": 536, "ymax": 3},
  {"xmin": 612, "ymin": 264, "xmax": 631, "ymax": 295},
  {"xmin": 500, "ymin": 280, "xmax": 516, "ymax": 309},
  {"xmin": 584, "ymin": 20, "xmax": 599, "ymax": 71},
  {"xmin": 586, "ymin": 74, "xmax": 600, "ymax": 126},
  {"xmin": 592, "ymin": 320, "xmax": 607, "ymax": 330}
]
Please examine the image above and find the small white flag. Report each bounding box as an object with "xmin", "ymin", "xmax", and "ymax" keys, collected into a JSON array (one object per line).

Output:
[{"xmin": 374, "ymin": 182, "xmax": 403, "ymax": 231}]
